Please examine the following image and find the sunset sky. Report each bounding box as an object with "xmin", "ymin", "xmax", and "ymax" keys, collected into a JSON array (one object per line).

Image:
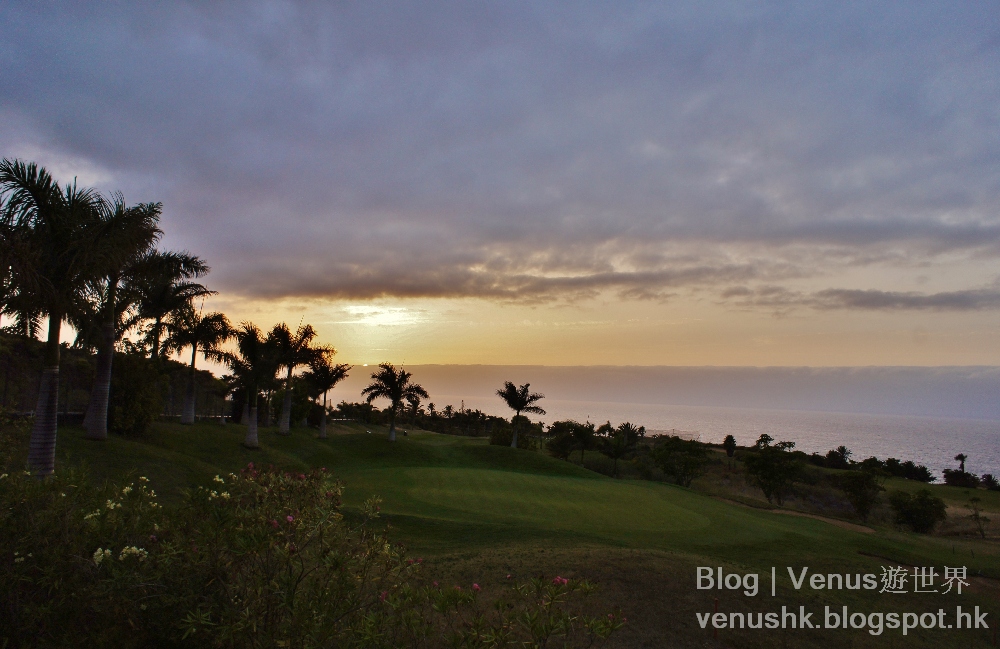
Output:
[{"xmin": 3, "ymin": 2, "xmax": 1000, "ymax": 367}]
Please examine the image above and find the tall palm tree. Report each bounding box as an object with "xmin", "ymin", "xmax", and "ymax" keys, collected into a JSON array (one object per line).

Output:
[
  {"xmin": 135, "ymin": 250, "xmax": 213, "ymax": 361},
  {"xmin": 0, "ymin": 159, "xmax": 104, "ymax": 476},
  {"xmin": 269, "ymin": 322, "xmax": 318, "ymax": 435},
  {"xmin": 955, "ymin": 453, "xmax": 968, "ymax": 473},
  {"xmin": 164, "ymin": 307, "xmax": 232, "ymax": 425},
  {"xmin": 208, "ymin": 322, "xmax": 279, "ymax": 448},
  {"xmin": 496, "ymin": 381, "xmax": 545, "ymax": 449},
  {"xmin": 302, "ymin": 351, "xmax": 350, "ymax": 439},
  {"xmin": 361, "ymin": 363, "xmax": 428, "ymax": 442},
  {"xmin": 70, "ymin": 195, "xmax": 162, "ymax": 440}
]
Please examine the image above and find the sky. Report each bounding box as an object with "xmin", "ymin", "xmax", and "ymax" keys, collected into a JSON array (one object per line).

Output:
[{"xmin": 3, "ymin": 1, "xmax": 1000, "ymax": 367}]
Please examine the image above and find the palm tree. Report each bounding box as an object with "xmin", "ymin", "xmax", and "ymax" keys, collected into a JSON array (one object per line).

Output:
[
  {"xmin": 269, "ymin": 322, "xmax": 318, "ymax": 435},
  {"xmin": 208, "ymin": 322, "xmax": 279, "ymax": 448},
  {"xmin": 0, "ymin": 159, "xmax": 104, "ymax": 476},
  {"xmin": 302, "ymin": 351, "xmax": 350, "ymax": 439},
  {"xmin": 496, "ymin": 381, "xmax": 545, "ymax": 448},
  {"xmin": 571, "ymin": 421, "xmax": 596, "ymax": 467},
  {"xmin": 601, "ymin": 422, "xmax": 643, "ymax": 478},
  {"xmin": 70, "ymin": 195, "xmax": 162, "ymax": 440},
  {"xmin": 361, "ymin": 363, "xmax": 428, "ymax": 442},
  {"xmin": 955, "ymin": 453, "xmax": 968, "ymax": 473},
  {"xmin": 164, "ymin": 307, "xmax": 232, "ymax": 425},
  {"xmin": 135, "ymin": 250, "xmax": 212, "ymax": 361}
]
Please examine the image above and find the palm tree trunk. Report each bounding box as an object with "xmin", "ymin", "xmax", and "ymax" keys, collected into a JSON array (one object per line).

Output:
[
  {"xmin": 85, "ymin": 319, "xmax": 115, "ymax": 440},
  {"xmin": 241, "ymin": 400, "xmax": 250, "ymax": 425},
  {"xmin": 180, "ymin": 343, "xmax": 198, "ymax": 425},
  {"xmin": 510, "ymin": 409, "xmax": 520, "ymax": 448},
  {"xmin": 278, "ymin": 366, "xmax": 293, "ymax": 435},
  {"xmin": 150, "ymin": 316, "xmax": 162, "ymax": 361},
  {"xmin": 28, "ymin": 313, "xmax": 62, "ymax": 476},
  {"xmin": 244, "ymin": 390, "xmax": 259, "ymax": 449},
  {"xmin": 319, "ymin": 391, "xmax": 327, "ymax": 439},
  {"xmin": 388, "ymin": 408, "xmax": 397, "ymax": 442}
]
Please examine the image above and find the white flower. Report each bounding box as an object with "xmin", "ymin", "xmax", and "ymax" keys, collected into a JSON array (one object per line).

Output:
[
  {"xmin": 213, "ymin": 475, "xmax": 225, "ymax": 484},
  {"xmin": 105, "ymin": 500, "xmax": 121, "ymax": 510},
  {"xmin": 220, "ymin": 492, "xmax": 230, "ymax": 499},
  {"xmin": 122, "ymin": 485, "xmax": 133, "ymax": 495},
  {"xmin": 84, "ymin": 510, "xmax": 101, "ymax": 520},
  {"xmin": 0, "ymin": 473, "xmax": 8, "ymax": 480},
  {"xmin": 93, "ymin": 548, "xmax": 112, "ymax": 565},
  {"xmin": 14, "ymin": 557, "xmax": 24, "ymax": 564},
  {"xmin": 139, "ymin": 476, "xmax": 148, "ymax": 482},
  {"xmin": 118, "ymin": 546, "xmax": 148, "ymax": 561},
  {"xmin": 60, "ymin": 492, "xmax": 66, "ymax": 497}
]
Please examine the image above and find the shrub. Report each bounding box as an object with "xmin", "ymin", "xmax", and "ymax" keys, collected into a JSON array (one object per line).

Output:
[
  {"xmin": 824, "ymin": 445, "xmax": 852, "ymax": 470},
  {"xmin": 835, "ymin": 470, "xmax": 884, "ymax": 522},
  {"xmin": 0, "ymin": 425, "xmax": 621, "ymax": 647},
  {"xmin": 108, "ymin": 353, "xmax": 164, "ymax": 436},
  {"xmin": 943, "ymin": 469, "xmax": 980, "ymax": 489},
  {"xmin": 888, "ymin": 489, "xmax": 947, "ymax": 533},
  {"xmin": 652, "ymin": 436, "xmax": 709, "ymax": 487},
  {"xmin": 981, "ymin": 474, "xmax": 1000, "ymax": 491},
  {"xmin": 546, "ymin": 429, "xmax": 575, "ymax": 460},
  {"xmin": 489, "ymin": 426, "xmax": 538, "ymax": 449}
]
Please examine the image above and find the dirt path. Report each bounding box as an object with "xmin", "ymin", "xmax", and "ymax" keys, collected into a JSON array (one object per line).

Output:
[{"xmin": 714, "ymin": 496, "xmax": 875, "ymax": 534}]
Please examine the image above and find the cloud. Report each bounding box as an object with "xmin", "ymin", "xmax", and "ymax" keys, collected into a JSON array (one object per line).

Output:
[
  {"xmin": 1, "ymin": 1, "xmax": 999, "ymax": 304},
  {"xmin": 721, "ymin": 285, "xmax": 1000, "ymax": 312}
]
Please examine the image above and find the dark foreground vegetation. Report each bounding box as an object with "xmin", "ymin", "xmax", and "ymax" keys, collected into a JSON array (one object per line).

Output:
[{"xmin": 0, "ymin": 417, "xmax": 621, "ymax": 648}]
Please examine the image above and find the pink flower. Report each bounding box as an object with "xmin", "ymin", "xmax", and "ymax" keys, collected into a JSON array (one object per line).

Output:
[
  {"xmin": 270, "ymin": 519, "xmax": 279, "ymax": 528},
  {"xmin": 320, "ymin": 467, "xmax": 327, "ymax": 472},
  {"xmin": 472, "ymin": 583, "xmax": 480, "ymax": 592},
  {"xmin": 506, "ymin": 574, "xmax": 512, "ymax": 580},
  {"xmin": 247, "ymin": 462, "xmax": 255, "ymax": 469},
  {"xmin": 455, "ymin": 585, "xmax": 461, "ymax": 591},
  {"xmin": 417, "ymin": 558, "xmax": 423, "ymax": 564},
  {"xmin": 552, "ymin": 576, "xmax": 569, "ymax": 586},
  {"xmin": 407, "ymin": 559, "xmax": 414, "ymax": 564},
  {"xmin": 433, "ymin": 581, "xmax": 439, "ymax": 587},
  {"xmin": 149, "ymin": 534, "xmax": 157, "ymax": 542},
  {"xmin": 286, "ymin": 515, "xmax": 294, "ymax": 522},
  {"xmin": 297, "ymin": 473, "xmax": 305, "ymax": 480},
  {"xmin": 380, "ymin": 591, "xmax": 387, "ymax": 601}
]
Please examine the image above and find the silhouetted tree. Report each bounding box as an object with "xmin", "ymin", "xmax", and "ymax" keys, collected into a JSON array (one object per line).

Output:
[
  {"xmin": 302, "ymin": 351, "xmax": 350, "ymax": 439},
  {"xmin": 362, "ymin": 363, "xmax": 428, "ymax": 442},
  {"xmin": 164, "ymin": 307, "xmax": 232, "ymax": 425},
  {"xmin": 496, "ymin": 382, "xmax": 545, "ymax": 449}
]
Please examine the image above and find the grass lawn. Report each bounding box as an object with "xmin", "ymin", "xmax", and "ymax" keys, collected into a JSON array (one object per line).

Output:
[{"xmin": 53, "ymin": 421, "xmax": 1000, "ymax": 648}]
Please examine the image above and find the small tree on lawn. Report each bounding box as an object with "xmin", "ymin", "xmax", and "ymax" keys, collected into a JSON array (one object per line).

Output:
[
  {"xmin": 722, "ymin": 434, "xmax": 737, "ymax": 470},
  {"xmin": 743, "ymin": 440, "xmax": 799, "ymax": 505},
  {"xmin": 653, "ymin": 436, "xmax": 709, "ymax": 487},
  {"xmin": 835, "ymin": 469, "xmax": 885, "ymax": 522}
]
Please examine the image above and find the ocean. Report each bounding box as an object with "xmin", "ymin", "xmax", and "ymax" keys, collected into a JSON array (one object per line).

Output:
[{"xmin": 430, "ymin": 395, "xmax": 1000, "ymax": 480}]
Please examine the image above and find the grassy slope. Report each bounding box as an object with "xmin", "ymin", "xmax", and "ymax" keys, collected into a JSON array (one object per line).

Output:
[{"xmin": 55, "ymin": 421, "xmax": 1000, "ymax": 648}]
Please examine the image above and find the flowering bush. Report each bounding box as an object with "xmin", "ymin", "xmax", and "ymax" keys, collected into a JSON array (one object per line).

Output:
[{"xmin": 0, "ymin": 421, "xmax": 622, "ymax": 648}]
